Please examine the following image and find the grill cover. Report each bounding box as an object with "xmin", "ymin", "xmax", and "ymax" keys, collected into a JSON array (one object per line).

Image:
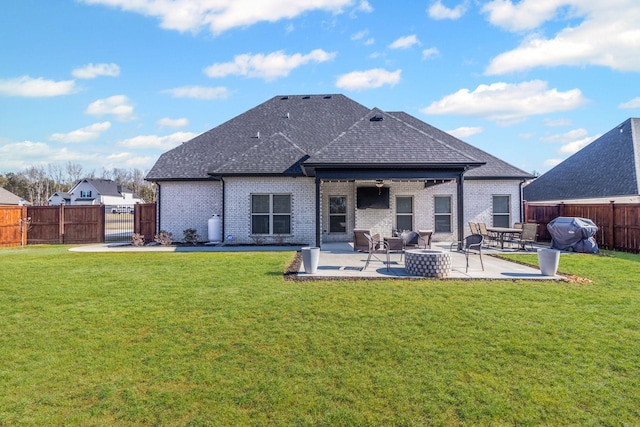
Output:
[{"xmin": 547, "ymin": 217, "xmax": 598, "ymax": 253}]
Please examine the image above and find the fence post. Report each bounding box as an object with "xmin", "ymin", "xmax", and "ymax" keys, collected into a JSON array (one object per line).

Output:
[
  {"xmin": 609, "ymin": 201, "xmax": 615, "ymax": 250},
  {"xmin": 59, "ymin": 204, "xmax": 64, "ymax": 244}
]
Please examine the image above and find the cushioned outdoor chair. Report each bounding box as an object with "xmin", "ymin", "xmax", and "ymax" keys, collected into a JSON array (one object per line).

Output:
[
  {"xmin": 353, "ymin": 229, "xmax": 370, "ymax": 252},
  {"xmin": 417, "ymin": 230, "xmax": 433, "ymax": 249},
  {"xmin": 450, "ymin": 233, "xmax": 484, "ymax": 273},
  {"xmin": 363, "ymin": 233, "xmax": 390, "ymax": 271},
  {"xmin": 477, "ymin": 222, "xmax": 497, "ymax": 247}
]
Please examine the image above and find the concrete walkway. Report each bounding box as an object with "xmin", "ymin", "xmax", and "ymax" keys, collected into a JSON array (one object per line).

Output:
[{"xmin": 69, "ymin": 241, "xmax": 563, "ymax": 280}]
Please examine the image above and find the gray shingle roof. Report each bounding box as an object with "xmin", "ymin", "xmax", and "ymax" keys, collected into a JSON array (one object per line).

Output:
[
  {"xmin": 146, "ymin": 94, "xmax": 533, "ymax": 181},
  {"xmin": 523, "ymin": 118, "xmax": 640, "ymax": 202}
]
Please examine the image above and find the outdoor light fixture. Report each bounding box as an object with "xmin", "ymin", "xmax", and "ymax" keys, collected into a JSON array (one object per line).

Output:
[{"xmin": 375, "ymin": 179, "xmax": 384, "ymax": 194}]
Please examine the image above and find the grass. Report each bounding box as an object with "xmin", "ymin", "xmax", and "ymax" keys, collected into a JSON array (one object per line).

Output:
[{"xmin": 1, "ymin": 246, "xmax": 640, "ymax": 425}]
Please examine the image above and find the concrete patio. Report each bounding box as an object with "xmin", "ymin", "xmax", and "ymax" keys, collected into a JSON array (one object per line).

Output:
[{"xmin": 298, "ymin": 242, "xmax": 563, "ymax": 280}]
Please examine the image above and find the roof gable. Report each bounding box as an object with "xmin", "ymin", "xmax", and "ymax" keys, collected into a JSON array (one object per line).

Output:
[
  {"xmin": 308, "ymin": 108, "xmax": 481, "ymax": 166},
  {"xmin": 524, "ymin": 118, "xmax": 640, "ymax": 202}
]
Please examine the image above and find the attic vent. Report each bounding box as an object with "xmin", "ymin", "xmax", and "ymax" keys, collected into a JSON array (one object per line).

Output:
[
  {"xmin": 323, "ymin": 95, "xmax": 332, "ymax": 99},
  {"xmin": 370, "ymin": 114, "xmax": 383, "ymax": 122},
  {"xmin": 302, "ymin": 95, "xmax": 311, "ymax": 99},
  {"xmin": 280, "ymin": 96, "xmax": 289, "ymax": 100}
]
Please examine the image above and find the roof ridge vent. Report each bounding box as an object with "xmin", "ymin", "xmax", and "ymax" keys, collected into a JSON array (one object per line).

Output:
[
  {"xmin": 370, "ymin": 114, "xmax": 384, "ymax": 122},
  {"xmin": 302, "ymin": 95, "xmax": 311, "ymax": 99},
  {"xmin": 280, "ymin": 96, "xmax": 289, "ymax": 100}
]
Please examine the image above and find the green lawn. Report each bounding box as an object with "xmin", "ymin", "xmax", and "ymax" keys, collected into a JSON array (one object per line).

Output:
[{"xmin": 1, "ymin": 246, "xmax": 639, "ymax": 425}]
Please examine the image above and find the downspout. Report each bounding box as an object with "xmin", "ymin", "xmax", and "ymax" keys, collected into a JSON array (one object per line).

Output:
[
  {"xmin": 519, "ymin": 179, "xmax": 526, "ymax": 223},
  {"xmin": 315, "ymin": 177, "xmax": 321, "ymax": 247},
  {"xmin": 221, "ymin": 177, "xmax": 226, "ymax": 242},
  {"xmin": 457, "ymin": 171, "xmax": 465, "ymax": 250},
  {"xmin": 156, "ymin": 182, "xmax": 162, "ymax": 233}
]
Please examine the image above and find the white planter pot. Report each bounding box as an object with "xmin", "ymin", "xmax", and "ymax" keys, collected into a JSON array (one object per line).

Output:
[
  {"xmin": 301, "ymin": 246, "xmax": 320, "ymax": 274},
  {"xmin": 537, "ymin": 248, "xmax": 560, "ymax": 276}
]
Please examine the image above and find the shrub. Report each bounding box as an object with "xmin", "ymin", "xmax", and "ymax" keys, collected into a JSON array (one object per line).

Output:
[
  {"xmin": 131, "ymin": 233, "xmax": 145, "ymax": 247},
  {"xmin": 154, "ymin": 230, "xmax": 173, "ymax": 246},
  {"xmin": 183, "ymin": 228, "xmax": 200, "ymax": 245}
]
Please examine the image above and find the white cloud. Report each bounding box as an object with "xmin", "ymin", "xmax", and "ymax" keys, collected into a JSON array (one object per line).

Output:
[
  {"xmin": 117, "ymin": 132, "xmax": 198, "ymax": 150},
  {"xmin": 447, "ymin": 126, "xmax": 484, "ymax": 138},
  {"xmin": 85, "ymin": 95, "xmax": 136, "ymax": 121},
  {"xmin": 420, "ymin": 80, "xmax": 586, "ymax": 123},
  {"xmin": 364, "ymin": 38, "xmax": 375, "ymax": 45},
  {"xmin": 540, "ymin": 128, "xmax": 589, "ymax": 143},
  {"xmin": 389, "ymin": 34, "xmax": 420, "ymax": 49},
  {"xmin": 351, "ymin": 30, "xmax": 368, "ymax": 41},
  {"xmin": 542, "ymin": 118, "xmax": 572, "ymax": 127},
  {"xmin": 105, "ymin": 152, "xmax": 157, "ymax": 169},
  {"xmin": 204, "ymin": 49, "xmax": 336, "ymax": 81},
  {"xmin": 484, "ymin": 1, "xmax": 640, "ymax": 74},
  {"xmin": 619, "ymin": 97, "xmax": 640, "ymax": 109},
  {"xmin": 428, "ymin": 0, "xmax": 468, "ymax": 20},
  {"xmin": 72, "ymin": 63, "xmax": 120, "ymax": 79},
  {"xmin": 544, "ymin": 158, "xmax": 563, "ymax": 167},
  {"xmin": 162, "ymin": 86, "xmax": 231, "ymax": 99},
  {"xmin": 422, "ymin": 47, "xmax": 440, "ymax": 59},
  {"xmin": 80, "ymin": 0, "xmax": 356, "ymax": 34},
  {"xmin": 49, "ymin": 122, "xmax": 112, "ymax": 143},
  {"xmin": 335, "ymin": 68, "xmax": 401, "ymax": 91},
  {"xmin": 558, "ymin": 136, "xmax": 596, "ymax": 155},
  {"xmin": 157, "ymin": 117, "xmax": 189, "ymax": 128},
  {"xmin": 0, "ymin": 75, "xmax": 77, "ymax": 97}
]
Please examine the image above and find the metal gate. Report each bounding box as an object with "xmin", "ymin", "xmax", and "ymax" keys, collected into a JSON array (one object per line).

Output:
[{"xmin": 105, "ymin": 205, "xmax": 134, "ymax": 242}]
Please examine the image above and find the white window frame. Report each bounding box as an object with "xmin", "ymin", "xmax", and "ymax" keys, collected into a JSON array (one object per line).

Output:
[
  {"xmin": 396, "ymin": 196, "xmax": 413, "ymax": 231},
  {"xmin": 434, "ymin": 195, "xmax": 452, "ymax": 233},
  {"xmin": 492, "ymin": 195, "xmax": 511, "ymax": 228},
  {"xmin": 251, "ymin": 193, "xmax": 292, "ymax": 235}
]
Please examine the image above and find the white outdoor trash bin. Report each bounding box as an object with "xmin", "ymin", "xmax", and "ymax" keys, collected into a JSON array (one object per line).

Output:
[
  {"xmin": 301, "ymin": 247, "xmax": 320, "ymax": 274},
  {"xmin": 538, "ymin": 248, "xmax": 560, "ymax": 276}
]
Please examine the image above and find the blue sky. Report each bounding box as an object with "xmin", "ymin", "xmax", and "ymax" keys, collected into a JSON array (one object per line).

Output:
[{"xmin": 1, "ymin": 0, "xmax": 639, "ymax": 176}]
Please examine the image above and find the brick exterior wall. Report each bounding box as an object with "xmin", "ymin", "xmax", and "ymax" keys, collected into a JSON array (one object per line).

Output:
[
  {"xmin": 157, "ymin": 178, "xmax": 522, "ymax": 245},
  {"xmin": 158, "ymin": 181, "xmax": 222, "ymax": 242},
  {"xmin": 464, "ymin": 179, "xmax": 523, "ymax": 235},
  {"xmin": 224, "ymin": 177, "xmax": 316, "ymax": 245}
]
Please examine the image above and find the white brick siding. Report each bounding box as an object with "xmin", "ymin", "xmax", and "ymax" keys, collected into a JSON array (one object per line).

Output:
[
  {"xmin": 158, "ymin": 181, "xmax": 222, "ymax": 242},
  {"xmin": 224, "ymin": 177, "xmax": 316, "ymax": 245},
  {"xmin": 157, "ymin": 177, "xmax": 522, "ymax": 245},
  {"xmin": 463, "ymin": 179, "xmax": 523, "ymax": 236}
]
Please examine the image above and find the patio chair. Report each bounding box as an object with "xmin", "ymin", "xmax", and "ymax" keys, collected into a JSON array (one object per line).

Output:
[
  {"xmin": 477, "ymin": 222, "xmax": 497, "ymax": 247},
  {"xmin": 417, "ymin": 230, "xmax": 433, "ymax": 249},
  {"xmin": 363, "ymin": 233, "xmax": 390, "ymax": 271},
  {"xmin": 450, "ymin": 233, "xmax": 484, "ymax": 273},
  {"xmin": 516, "ymin": 223, "xmax": 538, "ymax": 251},
  {"xmin": 353, "ymin": 229, "xmax": 370, "ymax": 252},
  {"xmin": 397, "ymin": 230, "xmax": 429, "ymax": 262},
  {"xmin": 468, "ymin": 221, "xmax": 479, "ymax": 234}
]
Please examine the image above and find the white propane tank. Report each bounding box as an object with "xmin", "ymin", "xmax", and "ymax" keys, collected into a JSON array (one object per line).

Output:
[{"xmin": 208, "ymin": 214, "xmax": 222, "ymax": 243}]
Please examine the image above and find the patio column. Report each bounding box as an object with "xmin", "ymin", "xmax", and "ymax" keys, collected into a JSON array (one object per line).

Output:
[
  {"xmin": 456, "ymin": 172, "xmax": 465, "ymax": 250},
  {"xmin": 315, "ymin": 177, "xmax": 321, "ymax": 247}
]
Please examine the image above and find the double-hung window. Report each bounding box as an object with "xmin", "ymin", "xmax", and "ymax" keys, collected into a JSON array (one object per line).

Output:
[
  {"xmin": 80, "ymin": 190, "xmax": 91, "ymax": 198},
  {"xmin": 251, "ymin": 194, "xmax": 291, "ymax": 235},
  {"xmin": 434, "ymin": 195, "xmax": 452, "ymax": 233},
  {"xmin": 396, "ymin": 196, "xmax": 413, "ymax": 231},
  {"xmin": 492, "ymin": 195, "xmax": 511, "ymax": 228},
  {"xmin": 329, "ymin": 196, "xmax": 347, "ymax": 233}
]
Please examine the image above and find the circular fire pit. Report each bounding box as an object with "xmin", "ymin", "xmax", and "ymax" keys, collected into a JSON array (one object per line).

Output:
[{"xmin": 405, "ymin": 249, "xmax": 451, "ymax": 278}]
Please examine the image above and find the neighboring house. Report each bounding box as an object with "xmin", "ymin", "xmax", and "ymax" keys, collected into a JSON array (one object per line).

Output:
[
  {"xmin": 146, "ymin": 94, "xmax": 533, "ymax": 245},
  {"xmin": 49, "ymin": 179, "xmax": 144, "ymax": 207},
  {"xmin": 524, "ymin": 118, "xmax": 640, "ymax": 204},
  {"xmin": 47, "ymin": 191, "xmax": 72, "ymax": 206},
  {"xmin": 0, "ymin": 187, "xmax": 29, "ymax": 206}
]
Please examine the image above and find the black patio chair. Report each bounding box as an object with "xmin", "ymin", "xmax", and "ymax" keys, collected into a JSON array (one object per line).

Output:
[{"xmin": 450, "ymin": 233, "xmax": 484, "ymax": 273}]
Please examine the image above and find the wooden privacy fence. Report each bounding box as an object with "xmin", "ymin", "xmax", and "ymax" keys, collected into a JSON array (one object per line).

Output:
[
  {"xmin": 524, "ymin": 202, "xmax": 640, "ymax": 253},
  {"xmin": 0, "ymin": 206, "xmax": 28, "ymax": 247},
  {"xmin": 27, "ymin": 205, "xmax": 105, "ymax": 244},
  {"xmin": 0, "ymin": 203, "xmax": 157, "ymax": 247}
]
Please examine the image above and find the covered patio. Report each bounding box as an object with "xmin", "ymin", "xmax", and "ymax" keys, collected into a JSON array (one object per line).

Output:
[{"xmin": 298, "ymin": 242, "xmax": 562, "ymax": 280}]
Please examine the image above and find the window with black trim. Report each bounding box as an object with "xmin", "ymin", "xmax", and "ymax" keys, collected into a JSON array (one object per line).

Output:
[
  {"xmin": 396, "ymin": 196, "xmax": 413, "ymax": 231},
  {"xmin": 492, "ymin": 195, "xmax": 510, "ymax": 228},
  {"xmin": 251, "ymin": 194, "xmax": 291, "ymax": 235},
  {"xmin": 329, "ymin": 196, "xmax": 347, "ymax": 233},
  {"xmin": 434, "ymin": 196, "xmax": 451, "ymax": 233},
  {"xmin": 80, "ymin": 190, "xmax": 91, "ymax": 198}
]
